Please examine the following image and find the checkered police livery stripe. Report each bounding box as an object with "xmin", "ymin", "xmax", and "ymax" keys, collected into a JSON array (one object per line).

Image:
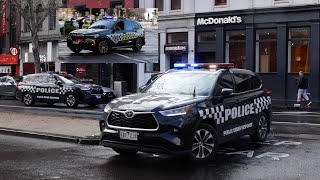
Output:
[
  {"xmin": 59, "ymin": 87, "xmax": 74, "ymax": 95},
  {"xmin": 199, "ymin": 105, "xmax": 225, "ymax": 124},
  {"xmin": 254, "ymin": 96, "xmax": 271, "ymax": 114},
  {"xmin": 198, "ymin": 96, "xmax": 272, "ymax": 125},
  {"xmin": 20, "ymin": 86, "xmax": 36, "ymax": 93}
]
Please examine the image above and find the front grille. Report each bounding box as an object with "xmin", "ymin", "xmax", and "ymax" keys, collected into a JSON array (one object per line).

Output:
[{"xmin": 107, "ymin": 111, "xmax": 158, "ymax": 130}]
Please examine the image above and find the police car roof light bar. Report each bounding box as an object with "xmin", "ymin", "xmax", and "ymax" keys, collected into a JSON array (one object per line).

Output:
[
  {"xmin": 191, "ymin": 63, "xmax": 235, "ymax": 69},
  {"xmin": 173, "ymin": 63, "xmax": 188, "ymax": 68}
]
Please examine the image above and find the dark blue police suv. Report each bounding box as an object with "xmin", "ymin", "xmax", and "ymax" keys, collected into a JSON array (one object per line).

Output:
[
  {"xmin": 100, "ymin": 63, "xmax": 272, "ymax": 163},
  {"xmin": 16, "ymin": 73, "xmax": 104, "ymax": 108}
]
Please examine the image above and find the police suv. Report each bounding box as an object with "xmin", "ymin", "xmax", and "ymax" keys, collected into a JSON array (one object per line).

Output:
[
  {"xmin": 67, "ymin": 17, "xmax": 145, "ymax": 54},
  {"xmin": 100, "ymin": 63, "xmax": 272, "ymax": 163},
  {"xmin": 16, "ymin": 73, "xmax": 104, "ymax": 108}
]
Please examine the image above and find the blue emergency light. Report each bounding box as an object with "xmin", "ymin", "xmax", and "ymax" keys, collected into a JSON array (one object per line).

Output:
[
  {"xmin": 173, "ymin": 63, "xmax": 188, "ymax": 68},
  {"xmin": 103, "ymin": 16, "xmax": 113, "ymax": 20},
  {"xmin": 173, "ymin": 63, "xmax": 234, "ymax": 69}
]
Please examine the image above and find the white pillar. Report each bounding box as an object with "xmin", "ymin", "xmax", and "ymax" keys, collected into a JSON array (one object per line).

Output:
[
  {"xmin": 47, "ymin": 41, "xmax": 52, "ymax": 62},
  {"xmin": 137, "ymin": 63, "xmax": 145, "ymax": 88},
  {"xmin": 188, "ymin": 28, "xmax": 195, "ymax": 64},
  {"xmin": 160, "ymin": 32, "xmax": 168, "ymax": 72}
]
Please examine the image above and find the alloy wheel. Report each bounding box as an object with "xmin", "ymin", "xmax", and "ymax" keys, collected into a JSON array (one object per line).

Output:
[
  {"xmin": 24, "ymin": 94, "xmax": 32, "ymax": 105},
  {"xmin": 258, "ymin": 116, "xmax": 268, "ymax": 139},
  {"xmin": 192, "ymin": 129, "xmax": 215, "ymax": 159},
  {"xmin": 66, "ymin": 94, "xmax": 76, "ymax": 107},
  {"xmin": 99, "ymin": 41, "xmax": 109, "ymax": 54}
]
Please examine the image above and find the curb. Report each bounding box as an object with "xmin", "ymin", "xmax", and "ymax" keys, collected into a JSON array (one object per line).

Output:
[{"xmin": 0, "ymin": 127, "xmax": 100, "ymax": 145}]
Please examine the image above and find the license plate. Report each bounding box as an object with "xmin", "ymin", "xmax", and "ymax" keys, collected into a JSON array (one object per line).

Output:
[
  {"xmin": 119, "ymin": 131, "xmax": 139, "ymax": 141},
  {"xmin": 73, "ymin": 41, "xmax": 79, "ymax": 44},
  {"xmin": 95, "ymin": 95, "xmax": 101, "ymax": 99}
]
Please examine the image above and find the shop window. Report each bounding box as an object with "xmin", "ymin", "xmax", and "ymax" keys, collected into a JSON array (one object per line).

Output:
[
  {"xmin": 215, "ymin": 0, "xmax": 227, "ymax": 6},
  {"xmin": 155, "ymin": 0, "xmax": 163, "ymax": 11},
  {"xmin": 171, "ymin": 0, "xmax": 181, "ymax": 10},
  {"xmin": 226, "ymin": 31, "xmax": 246, "ymax": 69},
  {"xmin": 288, "ymin": 28, "xmax": 310, "ymax": 73},
  {"xmin": 167, "ymin": 32, "xmax": 188, "ymax": 44},
  {"xmin": 196, "ymin": 52, "xmax": 216, "ymax": 63},
  {"xmin": 256, "ymin": 29, "xmax": 277, "ymax": 73},
  {"xmin": 197, "ymin": 32, "xmax": 216, "ymax": 43}
]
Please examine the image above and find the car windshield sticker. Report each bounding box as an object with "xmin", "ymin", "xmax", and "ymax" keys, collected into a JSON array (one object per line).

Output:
[
  {"xmin": 20, "ymin": 86, "xmax": 73, "ymax": 95},
  {"xmin": 199, "ymin": 96, "xmax": 271, "ymax": 125}
]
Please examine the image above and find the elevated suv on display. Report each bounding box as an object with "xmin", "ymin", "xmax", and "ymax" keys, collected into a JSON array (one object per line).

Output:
[
  {"xmin": 67, "ymin": 18, "xmax": 145, "ymax": 54},
  {"xmin": 100, "ymin": 63, "xmax": 272, "ymax": 163},
  {"xmin": 16, "ymin": 73, "xmax": 104, "ymax": 108}
]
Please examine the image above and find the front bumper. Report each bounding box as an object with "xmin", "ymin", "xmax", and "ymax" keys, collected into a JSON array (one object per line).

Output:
[
  {"xmin": 99, "ymin": 110, "xmax": 198, "ymax": 155},
  {"xmin": 67, "ymin": 38, "xmax": 96, "ymax": 50},
  {"xmin": 80, "ymin": 94, "xmax": 105, "ymax": 104}
]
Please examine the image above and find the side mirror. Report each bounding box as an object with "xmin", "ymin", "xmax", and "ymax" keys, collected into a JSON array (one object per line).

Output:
[
  {"xmin": 221, "ymin": 88, "xmax": 234, "ymax": 96},
  {"xmin": 138, "ymin": 85, "xmax": 146, "ymax": 92},
  {"xmin": 55, "ymin": 81, "xmax": 63, "ymax": 86}
]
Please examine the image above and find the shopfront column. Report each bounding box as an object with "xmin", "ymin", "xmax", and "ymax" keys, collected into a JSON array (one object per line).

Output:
[
  {"xmin": 277, "ymin": 24, "xmax": 288, "ymax": 103},
  {"xmin": 216, "ymin": 27, "xmax": 225, "ymax": 63},
  {"xmin": 310, "ymin": 22, "xmax": 320, "ymax": 103},
  {"xmin": 245, "ymin": 25, "xmax": 255, "ymax": 71},
  {"xmin": 187, "ymin": 28, "xmax": 195, "ymax": 64},
  {"xmin": 159, "ymin": 32, "xmax": 168, "ymax": 72}
]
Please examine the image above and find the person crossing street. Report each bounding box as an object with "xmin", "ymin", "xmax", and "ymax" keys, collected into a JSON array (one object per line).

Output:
[{"xmin": 296, "ymin": 71, "xmax": 312, "ymax": 107}]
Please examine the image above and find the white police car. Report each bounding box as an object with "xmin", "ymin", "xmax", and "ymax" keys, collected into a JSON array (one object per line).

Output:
[{"xmin": 100, "ymin": 63, "xmax": 272, "ymax": 163}]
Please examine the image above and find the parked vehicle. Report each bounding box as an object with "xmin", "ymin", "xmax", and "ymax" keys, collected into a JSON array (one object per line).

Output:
[
  {"xmin": 67, "ymin": 18, "xmax": 145, "ymax": 54},
  {"xmin": 0, "ymin": 76, "xmax": 22, "ymax": 98},
  {"xmin": 60, "ymin": 74, "xmax": 117, "ymax": 103},
  {"xmin": 16, "ymin": 73, "xmax": 105, "ymax": 108},
  {"xmin": 100, "ymin": 63, "xmax": 272, "ymax": 163}
]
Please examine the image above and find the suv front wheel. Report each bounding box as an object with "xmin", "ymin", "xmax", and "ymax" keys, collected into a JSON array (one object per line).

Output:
[
  {"xmin": 70, "ymin": 47, "xmax": 82, "ymax": 54},
  {"xmin": 97, "ymin": 40, "xmax": 111, "ymax": 54},
  {"xmin": 190, "ymin": 123, "xmax": 218, "ymax": 163},
  {"xmin": 65, "ymin": 93, "xmax": 78, "ymax": 108},
  {"xmin": 132, "ymin": 38, "xmax": 143, "ymax": 52},
  {"xmin": 112, "ymin": 148, "xmax": 138, "ymax": 156}
]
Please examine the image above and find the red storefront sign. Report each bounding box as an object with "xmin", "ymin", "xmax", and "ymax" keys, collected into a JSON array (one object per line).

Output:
[
  {"xmin": 2, "ymin": 2, "xmax": 5, "ymax": 36},
  {"xmin": 0, "ymin": 55, "xmax": 18, "ymax": 65},
  {"xmin": 75, "ymin": 65, "xmax": 87, "ymax": 77}
]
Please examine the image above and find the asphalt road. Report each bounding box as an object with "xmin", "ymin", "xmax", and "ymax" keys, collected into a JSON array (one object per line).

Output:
[
  {"xmin": 58, "ymin": 29, "xmax": 159, "ymax": 64},
  {"xmin": 0, "ymin": 134, "xmax": 319, "ymax": 180}
]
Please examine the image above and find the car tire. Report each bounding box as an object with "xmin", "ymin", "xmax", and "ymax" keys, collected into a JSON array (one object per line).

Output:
[
  {"xmin": 65, "ymin": 93, "xmax": 78, "ymax": 108},
  {"xmin": 112, "ymin": 148, "xmax": 138, "ymax": 156},
  {"xmin": 250, "ymin": 112, "xmax": 269, "ymax": 142},
  {"xmin": 47, "ymin": 102, "xmax": 55, "ymax": 106},
  {"xmin": 70, "ymin": 47, "xmax": 82, "ymax": 54},
  {"xmin": 190, "ymin": 123, "xmax": 218, "ymax": 163},
  {"xmin": 97, "ymin": 40, "xmax": 111, "ymax": 54},
  {"xmin": 23, "ymin": 93, "xmax": 35, "ymax": 106},
  {"xmin": 132, "ymin": 38, "xmax": 143, "ymax": 52}
]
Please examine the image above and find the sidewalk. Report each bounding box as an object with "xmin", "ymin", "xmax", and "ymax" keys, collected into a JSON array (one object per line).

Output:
[{"xmin": 0, "ymin": 111, "xmax": 100, "ymax": 144}]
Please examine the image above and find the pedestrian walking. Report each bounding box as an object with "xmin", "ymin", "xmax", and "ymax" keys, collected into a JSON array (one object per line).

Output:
[{"xmin": 296, "ymin": 71, "xmax": 312, "ymax": 107}]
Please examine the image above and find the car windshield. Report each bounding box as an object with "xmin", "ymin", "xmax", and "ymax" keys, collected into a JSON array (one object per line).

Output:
[
  {"xmin": 144, "ymin": 72, "xmax": 218, "ymax": 96},
  {"xmin": 88, "ymin": 20, "xmax": 116, "ymax": 29},
  {"xmin": 58, "ymin": 75, "xmax": 74, "ymax": 84},
  {"xmin": 62, "ymin": 75, "xmax": 82, "ymax": 84}
]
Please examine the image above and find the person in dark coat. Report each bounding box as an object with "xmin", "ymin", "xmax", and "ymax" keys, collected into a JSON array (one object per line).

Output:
[{"xmin": 296, "ymin": 71, "xmax": 312, "ymax": 107}]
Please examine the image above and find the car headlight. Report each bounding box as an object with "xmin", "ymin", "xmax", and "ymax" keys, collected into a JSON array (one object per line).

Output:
[
  {"xmin": 159, "ymin": 104, "xmax": 194, "ymax": 117},
  {"xmin": 80, "ymin": 86, "xmax": 91, "ymax": 91},
  {"xmin": 104, "ymin": 104, "xmax": 111, "ymax": 112}
]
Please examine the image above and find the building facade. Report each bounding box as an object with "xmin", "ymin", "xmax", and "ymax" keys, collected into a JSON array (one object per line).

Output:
[
  {"xmin": 139, "ymin": 0, "xmax": 320, "ymax": 105},
  {"xmin": 66, "ymin": 0, "xmax": 140, "ymax": 8},
  {"xmin": 19, "ymin": 1, "xmax": 61, "ymax": 75},
  {"xmin": 0, "ymin": 1, "xmax": 19, "ymax": 76}
]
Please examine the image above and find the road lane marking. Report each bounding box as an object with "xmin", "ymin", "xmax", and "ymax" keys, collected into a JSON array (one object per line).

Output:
[{"xmin": 273, "ymin": 121, "xmax": 320, "ymax": 126}]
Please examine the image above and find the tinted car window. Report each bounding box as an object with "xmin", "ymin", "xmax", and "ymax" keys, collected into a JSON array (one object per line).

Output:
[
  {"xmin": 132, "ymin": 22, "xmax": 140, "ymax": 30},
  {"xmin": 233, "ymin": 73, "xmax": 252, "ymax": 93},
  {"xmin": 88, "ymin": 20, "xmax": 116, "ymax": 29},
  {"xmin": 216, "ymin": 73, "xmax": 234, "ymax": 95},
  {"xmin": 115, "ymin": 21, "xmax": 124, "ymax": 31},
  {"xmin": 0, "ymin": 77, "xmax": 6, "ymax": 83},
  {"xmin": 124, "ymin": 21, "xmax": 133, "ymax": 31},
  {"xmin": 249, "ymin": 75, "xmax": 262, "ymax": 89},
  {"xmin": 24, "ymin": 76, "xmax": 36, "ymax": 83},
  {"xmin": 37, "ymin": 75, "xmax": 48, "ymax": 83},
  {"xmin": 48, "ymin": 76, "xmax": 57, "ymax": 84}
]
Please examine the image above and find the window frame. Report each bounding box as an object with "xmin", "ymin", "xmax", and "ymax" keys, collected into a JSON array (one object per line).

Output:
[
  {"xmin": 154, "ymin": 0, "xmax": 164, "ymax": 11},
  {"xmin": 166, "ymin": 32, "xmax": 188, "ymax": 45},
  {"xmin": 215, "ymin": 0, "xmax": 227, "ymax": 6},
  {"xmin": 170, "ymin": 0, "xmax": 181, "ymax": 11}
]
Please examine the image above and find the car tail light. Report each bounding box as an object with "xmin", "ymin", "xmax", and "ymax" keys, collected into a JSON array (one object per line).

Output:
[{"xmin": 267, "ymin": 91, "xmax": 272, "ymax": 96}]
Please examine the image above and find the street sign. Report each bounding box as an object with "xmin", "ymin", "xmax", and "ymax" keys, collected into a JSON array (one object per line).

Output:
[{"xmin": 10, "ymin": 47, "xmax": 18, "ymax": 56}]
